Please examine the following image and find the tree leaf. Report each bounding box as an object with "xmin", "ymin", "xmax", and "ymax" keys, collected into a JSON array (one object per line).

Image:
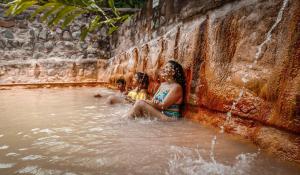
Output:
[
  {"xmin": 30, "ymin": 2, "xmax": 56, "ymax": 20},
  {"xmin": 108, "ymin": 0, "xmax": 119, "ymax": 17},
  {"xmin": 61, "ymin": 10, "xmax": 86, "ymax": 29},
  {"xmin": 48, "ymin": 5, "xmax": 77, "ymax": 26},
  {"xmin": 41, "ymin": 3, "xmax": 62, "ymax": 22},
  {"xmin": 89, "ymin": 16, "xmax": 101, "ymax": 32},
  {"xmin": 4, "ymin": 3, "xmax": 15, "ymax": 16},
  {"xmin": 80, "ymin": 26, "xmax": 89, "ymax": 40},
  {"xmin": 108, "ymin": 26, "xmax": 118, "ymax": 35},
  {"xmin": 13, "ymin": 1, "xmax": 37, "ymax": 15}
]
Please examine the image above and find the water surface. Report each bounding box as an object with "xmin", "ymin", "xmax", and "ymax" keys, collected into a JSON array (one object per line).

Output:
[{"xmin": 0, "ymin": 87, "xmax": 299, "ymax": 175}]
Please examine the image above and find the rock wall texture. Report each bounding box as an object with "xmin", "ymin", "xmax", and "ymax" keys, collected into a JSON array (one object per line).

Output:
[
  {"xmin": 0, "ymin": 5, "xmax": 110, "ymax": 83},
  {"xmin": 102, "ymin": 0, "xmax": 300, "ymax": 162}
]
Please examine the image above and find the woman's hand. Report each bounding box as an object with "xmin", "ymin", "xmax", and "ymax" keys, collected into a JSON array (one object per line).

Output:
[
  {"xmin": 152, "ymin": 99, "xmax": 160, "ymax": 105},
  {"xmin": 125, "ymin": 96, "xmax": 135, "ymax": 103},
  {"xmin": 146, "ymin": 98, "xmax": 161, "ymax": 109}
]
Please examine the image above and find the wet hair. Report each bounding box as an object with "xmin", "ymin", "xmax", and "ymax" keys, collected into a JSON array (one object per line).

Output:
[
  {"xmin": 116, "ymin": 78, "xmax": 126, "ymax": 85},
  {"xmin": 167, "ymin": 60, "xmax": 186, "ymax": 112},
  {"xmin": 135, "ymin": 72, "xmax": 149, "ymax": 89}
]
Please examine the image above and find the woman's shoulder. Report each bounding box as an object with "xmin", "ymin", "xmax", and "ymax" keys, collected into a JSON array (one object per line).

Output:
[{"xmin": 171, "ymin": 83, "xmax": 182, "ymax": 91}]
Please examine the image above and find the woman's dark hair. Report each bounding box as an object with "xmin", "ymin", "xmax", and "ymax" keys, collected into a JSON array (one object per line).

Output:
[
  {"xmin": 116, "ymin": 78, "xmax": 126, "ymax": 85},
  {"xmin": 168, "ymin": 60, "xmax": 186, "ymax": 112},
  {"xmin": 135, "ymin": 72, "xmax": 149, "ymax": 89}
]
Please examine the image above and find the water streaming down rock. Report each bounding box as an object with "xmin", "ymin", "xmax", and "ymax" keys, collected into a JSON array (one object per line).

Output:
[
  {"xmin": 206, "ymin": 0, "xmax": 290, "ymax": 168},
  {"xmin": 221, "ymin": 0, "xmax": 289, "ymax": 130}
]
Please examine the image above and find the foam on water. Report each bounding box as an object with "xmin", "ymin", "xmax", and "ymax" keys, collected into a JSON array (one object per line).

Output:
[
  {"xmin": 39, "ymin": 128, "xmax": 55, "ymax": 134},
  {"xmin": 84, "ymin": 106, "xmax": 97, "ymax": 109},
  {"xmin": 31, "ymin": 128, "xmax": 40, "ymax": 132},
  {"xmin": 21, "ymin": 155, "xmax": 44, "ymax": 161},
  {"xmin": 18, "ymin": 148, "xmax": 28, "ymax": 151},
  {"xmin": 54, "ymin": 127, "xmax": 73, "ymax": 133},
  {"xmin": 6, "ymin": 152, "xmax": 20, "ymax": 157},
  {"xmin": 23, "ymin": 135, "xmax": 31, "ymax": 138},
  {"xmin": 16, "ymin": 166, "xmax": 62, "ymax": 174},
  {"xmin": 0, "ymin": 163, "xmax": 16, "ymax": 169},
  {"xmin": 88, "ymin": 127, "xmax": 104, "ymax": 132},
  {"xmin": 0, "ymin": 145, "xmax": 9, "ymax": 150},
  {"xmin": 134, "ymin": 116, "xmax": 159, "ymax": 124},
  {"xmin": 167, "ymin": 146, "xmax": 259, "ymax": 175},
  {"xmin": 64, "ymin": 173, "xmax": 78, "ymax": 175},
  {"xmin": 16, "ymin": 166, "xmax": 39, "ymax": 174}
]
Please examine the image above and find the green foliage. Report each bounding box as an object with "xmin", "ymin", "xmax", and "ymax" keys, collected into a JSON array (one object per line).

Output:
[
  {"xmin": 4, "ymin": 0, "xmax": 135, "ymax": 40},
  {"xmin": 115, "ymin": 0, "xmax": 145, "ymax": 8},
  {"xmin": 0, "ymin": 0, "xmax": 14, "ymax": 3}
]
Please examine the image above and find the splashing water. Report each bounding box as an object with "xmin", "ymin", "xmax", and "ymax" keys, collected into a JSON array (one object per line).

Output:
[
  {"xmin": 167, "ymin": 146, "xmax": 260, "ymax": 175},
  {"xmin": 210, "ymin": 136, "xmax": 217, "ymax": 164}
]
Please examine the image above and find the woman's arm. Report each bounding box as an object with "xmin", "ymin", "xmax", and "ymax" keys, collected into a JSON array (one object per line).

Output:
[{"xmin": 151, "ymin": 84, "xmax": 182, "ymax": 110}]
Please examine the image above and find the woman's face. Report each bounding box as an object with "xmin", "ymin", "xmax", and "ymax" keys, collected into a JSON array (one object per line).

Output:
[
  {"xmin": 160, "ymin": 62, "xmax": 175, "ymax": 81},
  {"xmin": 132, "ymin": 75, "xmax": 138, "ymax": 86}
]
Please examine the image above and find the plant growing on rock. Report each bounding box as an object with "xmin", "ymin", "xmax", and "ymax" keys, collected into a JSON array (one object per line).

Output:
[{"xmin": 4, "ymin": 0, "xmax": 141, "ymax": 40}]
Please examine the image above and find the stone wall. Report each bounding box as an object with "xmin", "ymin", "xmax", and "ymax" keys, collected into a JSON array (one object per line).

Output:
[
  {"xmin": 0, "ymin": 5, "xmax": 110, "ymax": 83},
  {"xmin": 101, "ymin": 0, "xmax": 300, "ymax": 163}
]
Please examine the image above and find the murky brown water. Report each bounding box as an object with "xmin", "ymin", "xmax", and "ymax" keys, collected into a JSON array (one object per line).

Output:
[{"xmin": 0, "ymin": 87, "xmax": 299, "ymax": 175}]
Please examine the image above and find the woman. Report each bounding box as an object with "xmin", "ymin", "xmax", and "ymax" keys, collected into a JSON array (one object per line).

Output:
[{"xmin": 126, "ymin": 60, "xmax": 185, "ymax": 121}]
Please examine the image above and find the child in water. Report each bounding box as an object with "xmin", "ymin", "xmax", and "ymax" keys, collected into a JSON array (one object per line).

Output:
[
  {"xmin": 126, "ymin": 72, "xmax": 149, "ymax": 103},
  {"xmin": 107, "ymin": 72, "xmax": 149, "ymax": 104},
  {"xmin": 94, "ymin": 78, "xmax": 126, "ymax": 98}
]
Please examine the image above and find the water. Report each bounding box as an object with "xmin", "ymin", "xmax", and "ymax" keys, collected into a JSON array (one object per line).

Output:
[{"xmin": 0, "ymin": 87, "xmax": 299, "ymax": 175}]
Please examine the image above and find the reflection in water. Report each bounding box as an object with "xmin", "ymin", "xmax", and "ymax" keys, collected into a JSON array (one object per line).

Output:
[{"xmin": 0, "ymin": 87, "xmax": 299, "ymax": 175}]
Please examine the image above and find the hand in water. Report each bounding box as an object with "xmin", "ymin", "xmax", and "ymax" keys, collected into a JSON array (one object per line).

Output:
[{"xmin": 94, "ymin": 93, "xmax": 102, "ymax": 98}]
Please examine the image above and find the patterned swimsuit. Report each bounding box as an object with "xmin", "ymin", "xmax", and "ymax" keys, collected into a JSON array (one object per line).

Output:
[{"xmin": 153, "ymin": 89, "xmax": 181, "ymax": 118}]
